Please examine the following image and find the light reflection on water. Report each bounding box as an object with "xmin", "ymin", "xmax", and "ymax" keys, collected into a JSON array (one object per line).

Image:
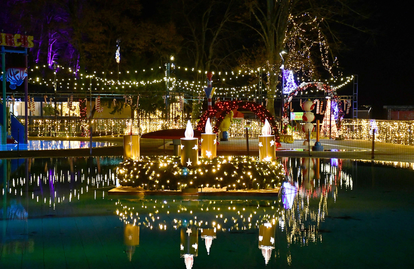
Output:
[
  {"xmin": 1, "ymin": 157, "xmax": 414, "ymax": 268},
  {"xmin": 0, "ymin": 140, "xmax": 117, "ymax": 151}
]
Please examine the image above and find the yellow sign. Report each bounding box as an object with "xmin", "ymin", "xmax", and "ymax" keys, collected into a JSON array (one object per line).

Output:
[
  {"xmin": 290, "ymin": 112, "xmax": 303, "ymax": 121},
  {"xmin": 0, "ymin": 33, "xmax": 34, "ymax": 48}
]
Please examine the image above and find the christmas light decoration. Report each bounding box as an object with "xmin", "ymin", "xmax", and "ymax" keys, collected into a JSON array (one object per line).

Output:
[
  {"xmin": 115, "ymin": 155, "xmax": 284, "ymax": 190},
  {"xmin": 282, "ymin": 69, "xmax": 297, "ymax": 94},
  {"xmin": 0, "ymin": 67, "xmax": 28, "ymax": 89},
  {"xmin": 321, "ymin": 98, "xmax": 338, "ymax": 138},
  {"xmin": 181, "ymin": 121, "xmax": 198, "ymax": 167},
  {"xmin": 27, "ymin": 64, "xmax": 353, "ymax": 97},
  {"xmin": 197, "ymin": 100, "xmax": 279, "ymax": 141},
  {"xmin": 259, "ymin": 119, "xmax": 276, "ymax": 161},
  {"xmin": 201, "ymin": 118, "xmax": 217, "ymax": 159}
]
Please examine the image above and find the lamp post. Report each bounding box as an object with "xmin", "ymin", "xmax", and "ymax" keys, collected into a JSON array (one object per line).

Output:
[
  {"xmin": 1, "ymin": 46, "xmax": 6, "ymax": 145},
  {"xmin": 165, "ymin": 55, "xmax": 174, "ymax": 123},
  {"xmin": 279, "ymin": 50, "xmax": 287, "ymax": 133},
  {"xmin": 89, "ymin": 75, "xmax": 93, "ymax": 155},
  {"xmin": 116, "ymin": 39, "xmax": 121, "ymax": 81}
]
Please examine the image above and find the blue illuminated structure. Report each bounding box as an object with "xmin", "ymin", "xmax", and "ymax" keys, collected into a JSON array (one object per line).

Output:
[
  {"xmin": 1, "ymin": 33, "xmax": 32, "ymax": 145},
  {"xmin": 282, "ymin": 69, "xmax": 297, "ymax": 94}
]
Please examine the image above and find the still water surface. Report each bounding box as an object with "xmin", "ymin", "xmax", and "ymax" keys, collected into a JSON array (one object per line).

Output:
[{"xmin": 1, "ymin": 157, "xmax": 413, "ymax": 269}]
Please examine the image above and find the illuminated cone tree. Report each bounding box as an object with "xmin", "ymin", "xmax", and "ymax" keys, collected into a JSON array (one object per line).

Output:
[{"xmin": 321, "ymin": 99, "xmax": 337, "ymax": 138}]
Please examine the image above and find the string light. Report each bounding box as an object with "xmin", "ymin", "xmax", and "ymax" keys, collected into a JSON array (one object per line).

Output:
[{"xmin": 116, "ymin": 155, "xmax": 284, "ymax": 190}]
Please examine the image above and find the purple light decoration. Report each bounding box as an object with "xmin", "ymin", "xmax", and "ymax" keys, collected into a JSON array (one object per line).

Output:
[
  {"xmin": 283, "ymin": 69, "xmax": 297, "ymax": 94},
  {"xmin": 281, "ymin": 181, "xmax": 297, "ymax": 209},
  {"xmin": 331, "ymin": 100, "xmax": 339, "ymax": 120},
  {"xmin": 49, "ymin": 168, "xmax": 55, "ymax": 200}
]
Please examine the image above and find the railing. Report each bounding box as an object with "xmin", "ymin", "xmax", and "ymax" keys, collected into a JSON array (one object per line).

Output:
[
  {"xmin": 23, "ymin": 116, "xmax": 414, "ymax": 146},
  {"xmin": 340, "ymin": 119, "xmax": 414, "ymax": 145}
]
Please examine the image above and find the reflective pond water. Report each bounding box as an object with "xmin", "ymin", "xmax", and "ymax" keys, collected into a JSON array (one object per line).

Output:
[
  {"xmin": 1, "ymin": 156, "xmax": 414, "ymax": 269},
  {"xmin": 0, "ymin": 140, "xmax": 118, "ymax": 151}
]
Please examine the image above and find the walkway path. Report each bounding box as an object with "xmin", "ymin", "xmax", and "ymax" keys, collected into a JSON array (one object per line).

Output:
[{"xmin": 1, "ymin": 136, "xmax": 414, "ymax": 164}]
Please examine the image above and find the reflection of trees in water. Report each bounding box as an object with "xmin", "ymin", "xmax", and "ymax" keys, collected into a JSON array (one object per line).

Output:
[
  {"xmin": 114, "ymin": 157, "xmax": 355, "ymax": 265},
  {"xmin": 116, "ymin": 198, "xmax": 282, "ymax": 266},
  {"xmin": 4, "ymin": 157, "xmax": 122, "ymax": 209},
  {"xmin": 116, "ymin": 198, "xmax": 281, "ymax": 231},
  {"xmin": 277, "ymin": 157, "xmax": 354, "ymax": 266}
]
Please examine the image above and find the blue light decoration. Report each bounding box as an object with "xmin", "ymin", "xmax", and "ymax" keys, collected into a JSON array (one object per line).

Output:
[
  {"xmin": 330, "ymin": 158, "xmax": 338, "ymax": 167},
  {"xmin": 0, "ymin": 67, "xmax": 28, "ymax": 89},
  {"xmin": 282, "ymin": 69, "xmax": 297, "ymax": 94},
  {"xmin": 281, "ymin": 181, "xmax": 297, "ymax": 209},
  {"xmin": 115, "ymin": 46, "xmax": 121, "ymax": 64}
]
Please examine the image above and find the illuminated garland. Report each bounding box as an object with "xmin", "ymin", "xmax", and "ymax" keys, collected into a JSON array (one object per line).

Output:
[
  {"xmin": 27, "ymin": 64, "xmax": 354, "ymax": 94},
  {"xmin": 197, "ymin": 101, "xmax": 279, "ymax": 139},
  {"xmin": 116, "ymin": 155, "xmax": 284, "ymax": 190},
  {"xmin": 286, "ymin": 13, "xmax": 340, "ymax": 78}
]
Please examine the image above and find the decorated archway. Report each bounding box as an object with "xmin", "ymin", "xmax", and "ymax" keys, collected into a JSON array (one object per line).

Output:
[
  {"xmin": 197, "ymin": 100, "xmax": 279, "ymax": 138},
  {"xmin": 282, "ymin": 82, "xmax": 338, "ymax": 119},
  {"xmin": 282, "ymin": 82, "xmax": 353, "ymax": 138}
]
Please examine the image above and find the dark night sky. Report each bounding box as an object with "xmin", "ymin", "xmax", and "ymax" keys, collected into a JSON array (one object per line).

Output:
[{"xmin": 340, "ymin": 2, "xmax": 414, "ymax": 118}]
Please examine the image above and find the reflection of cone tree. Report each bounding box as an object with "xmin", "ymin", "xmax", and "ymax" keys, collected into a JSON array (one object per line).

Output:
[
  {"xmin": 180, "ymin": 227, "xmax": 198, "ymax": 269},
  {"xmin": 258, "ymin": 222, "xmax": 276, "ymax": 265},
  {"xmin": 201, "ymin": 228, "xmax": 217, "ymax": 255},
  {"xmin": 124, "ymin": 224, "xmax": 140, "ymax": 262}
]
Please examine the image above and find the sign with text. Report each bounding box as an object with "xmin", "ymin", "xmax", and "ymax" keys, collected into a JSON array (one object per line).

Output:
[
  {"xmin": 290, "ymin": 112, "xmax": 304, "ymax": 121},
  {"xmin": 1, "ymin": 33, "xmax": 34, "ymax": 48}
]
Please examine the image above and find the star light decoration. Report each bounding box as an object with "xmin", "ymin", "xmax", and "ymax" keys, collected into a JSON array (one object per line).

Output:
[
  {"xmin": 206, "ymin": 151, "xmax": 212, "ymax": 158},
  {"xmin": 192, "ymin": 144, "xmax": 198, "ymax": 150},
  {"xmin": 258, "ymin": 142, "xmax": 263, "ymax": 147},
  {"xmin": 186, "ymin": 158, "xmax": 192, "ymax": 167},
  {"xmin": 263, "ymin": 156, "xmax": 272, "ymax": 162}
]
